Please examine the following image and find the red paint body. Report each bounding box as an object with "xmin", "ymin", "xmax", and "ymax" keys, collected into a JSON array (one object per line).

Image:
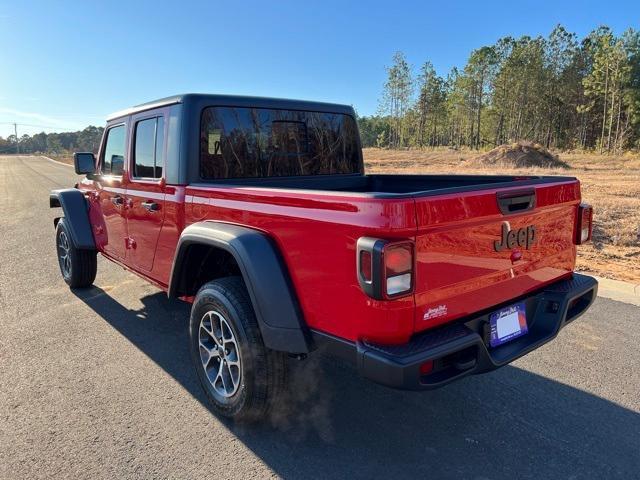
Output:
[{"xmin": 80, "ymin": 165, "xmax": 581, "ymax": 345}]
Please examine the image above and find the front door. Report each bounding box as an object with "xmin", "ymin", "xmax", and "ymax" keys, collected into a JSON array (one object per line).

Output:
[
  {"xmin": 97, "ymin": 123, "xmax": 128, "ymax": 260},
  {"xmin": 125, "ymin": 114, "xmax": 167, "ymax": 272}
]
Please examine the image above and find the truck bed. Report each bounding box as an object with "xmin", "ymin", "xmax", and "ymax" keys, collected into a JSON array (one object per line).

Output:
[{"xmin": 193, "ymin": 173, "xmax": 576, "ymax": 197}]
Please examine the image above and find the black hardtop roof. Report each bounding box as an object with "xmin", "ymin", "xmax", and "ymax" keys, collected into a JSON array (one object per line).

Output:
[{"xmin": 106, "ymin": 93, "xmax": 356, "ymax": 121}]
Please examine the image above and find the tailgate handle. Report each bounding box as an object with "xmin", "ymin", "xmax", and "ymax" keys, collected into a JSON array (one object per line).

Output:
[{"xmin": 497, "ymin": 189, "xmax": 536, "ymax": 215}]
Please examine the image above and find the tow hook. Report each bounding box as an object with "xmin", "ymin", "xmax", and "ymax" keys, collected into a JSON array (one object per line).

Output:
[
  {"xmin": 453, "ymin": 357, "xmax": 477, "ymax": 371},
  {"xmin": 450, "ymin": 348, "xmax": 478, "ymax": 371}
]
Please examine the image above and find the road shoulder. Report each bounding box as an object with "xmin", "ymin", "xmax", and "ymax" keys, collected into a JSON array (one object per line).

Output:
[
  {"xmin": 588, "ymin": 274, "xmax": 640, "ymax": 306},
  {"xmin": 43, "ymin": 155, "xmax": 73, "ymax": 167}
]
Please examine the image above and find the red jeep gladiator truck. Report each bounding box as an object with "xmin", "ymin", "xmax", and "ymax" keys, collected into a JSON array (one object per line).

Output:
[{"xmin": 50, "ymin": 94, "xmax": 597, "ymax": 421}]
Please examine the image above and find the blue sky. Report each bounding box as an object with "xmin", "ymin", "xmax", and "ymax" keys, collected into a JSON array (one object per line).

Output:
[{"xmin": 1, "ymin": 0, "xmax": 638, "ymax": 138}]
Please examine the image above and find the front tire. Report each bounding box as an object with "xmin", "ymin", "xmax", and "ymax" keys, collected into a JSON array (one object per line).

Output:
[
  {"xmin": 189, "ymin": 277, "xmax": 287, "ymax": 421},
  {"xmin": 55, "ymin": 218, "xmax": 97, "ymax": 288}
]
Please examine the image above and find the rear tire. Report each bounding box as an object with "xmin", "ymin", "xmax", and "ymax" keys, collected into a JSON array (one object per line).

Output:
[
  {"xmin": 55, "ymin": 218, "xmax": 97, "ymax": 288},
  {"xmin": 189, "ymin": 277, "xmax": 288, "ymax": 421}
]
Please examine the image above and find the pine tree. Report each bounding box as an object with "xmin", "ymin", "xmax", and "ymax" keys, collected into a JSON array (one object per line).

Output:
[
  {"xmin": 361, "ymin": 27, "xmax": 640, "ymax": 151},
  {"xmin": 379, "ymin": 52, "xmax": 414, "ymax": 148}
]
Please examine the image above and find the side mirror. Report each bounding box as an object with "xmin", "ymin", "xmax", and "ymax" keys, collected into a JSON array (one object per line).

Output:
[
  {"xmin": 73, "ymin": 152, "xmax": 96, "ymax": 175},
  {"xmin": 110, "ymin": 155, "xmax": 124, "ymax": 176}
]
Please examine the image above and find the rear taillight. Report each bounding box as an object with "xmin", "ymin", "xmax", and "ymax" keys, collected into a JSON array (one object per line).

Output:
[
  {"xmin": 357, "ymin": 237, "xmax": 414, "ymax": 299},
  {"xmin": 576, "ymin": 203, "xmax": 593, "ymax": 244},
  {"xmin": 359, "ymin": 250, "xmax": 372, "ymax": 283},
  {"xmin": 383, "ymin": 243, "xmax": 413, "ymax": 296}
]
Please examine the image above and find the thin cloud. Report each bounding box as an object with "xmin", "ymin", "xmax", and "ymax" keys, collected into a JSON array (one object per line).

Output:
[{"xmin": 0, "ymin": 107, "xmax": 84, "ymax": 130}]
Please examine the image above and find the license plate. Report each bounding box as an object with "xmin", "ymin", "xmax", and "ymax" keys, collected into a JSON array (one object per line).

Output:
[{"xmin": 489, "ymin": 302, "xmax": 528, "ymax": 347}]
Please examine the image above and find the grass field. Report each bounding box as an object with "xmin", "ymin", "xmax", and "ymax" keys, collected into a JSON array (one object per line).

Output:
[{"xmin": 364, "ymin": 148, "xmax": 640, "ymax": 283}]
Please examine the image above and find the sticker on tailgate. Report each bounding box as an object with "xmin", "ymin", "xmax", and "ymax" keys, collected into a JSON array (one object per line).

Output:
[{"xmin": 423, "ymin": 304, "xmax": 448, "ymax": 321}]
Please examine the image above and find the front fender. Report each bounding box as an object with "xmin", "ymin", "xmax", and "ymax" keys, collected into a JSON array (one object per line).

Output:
[
  {"xmin": 49, "ymin": 189, "xmax": 96, "ymax": 250},
  {"xmin": 169, "ymin": 221, "xmax": 311, "ymax": 354}
]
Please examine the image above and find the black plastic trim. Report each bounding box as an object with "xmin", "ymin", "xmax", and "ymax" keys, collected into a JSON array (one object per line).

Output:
[
  {"xmin": 497, "ymin": 188, "xmax": 536, "ymax": 215},
  {"xmin": 49, "ymin": 189, "xmax": 96, "ymax": 250},
  {"xmin": 168, "ymin": 221, "xmax": 311, "ymax": 354},
  {"xmin": 313, "ymin": 273, "xmax": 598, "ymax": 391},
  {"xmin": 356, "ymin": 237, "xmax": 387, "ymax": 300}
]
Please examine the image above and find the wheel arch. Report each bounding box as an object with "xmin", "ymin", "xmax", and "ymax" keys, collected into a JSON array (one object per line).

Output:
[
  {"xmin": 50, "ymin": 189, "xmax": 96, "ymax": 250},
  {"xmin": 169, "ymin": 221, "xmax": 312, "ymax": 354}
]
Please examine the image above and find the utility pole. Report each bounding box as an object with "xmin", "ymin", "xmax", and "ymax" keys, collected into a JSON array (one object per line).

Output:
[{"xmin": 14, "ymin": 123, "xmax": 19, "ymax": 154}]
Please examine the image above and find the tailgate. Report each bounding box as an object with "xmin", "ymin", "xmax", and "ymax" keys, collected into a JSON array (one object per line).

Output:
[{"xmin": 413, "ymin": 179, "xmax": 581, "ymax": 333}]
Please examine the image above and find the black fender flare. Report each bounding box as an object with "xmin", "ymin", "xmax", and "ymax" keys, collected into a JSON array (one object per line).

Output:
[
  {"xmin": 49, "ymin": 189, "xmax": 96, "ymax": 250},
  {"xmin": 168, "ymin": 221, "xmax": 312, "ymax": 354}
]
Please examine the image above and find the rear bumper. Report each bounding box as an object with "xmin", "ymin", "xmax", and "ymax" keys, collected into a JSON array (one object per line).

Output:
[{"xmin": 313, "ymin": 273, "xmax": 597, "ymax": 390}]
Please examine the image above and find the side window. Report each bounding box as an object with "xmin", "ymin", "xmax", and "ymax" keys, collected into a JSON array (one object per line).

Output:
[
  {"xmin": 154, "ymin": 117, "xmax": 164, "ymax": 178},
  {"xmin": 101, "ymin": 125, "xmax": 126, "ymax": 176},
  {"xmin": 133, "ymin": 116, "xmax": 164, "ymax": 179}
]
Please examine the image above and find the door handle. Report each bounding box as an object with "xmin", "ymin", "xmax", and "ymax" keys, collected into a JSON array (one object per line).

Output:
[
  {"xmin": 111, "ymin": 195, "xmax": 123, "ymax": 206},
  {"xmin": 141, "ymin": 201, "xmax": 160, "ymax": 212},
  {"xmin": 497, "ymin": 189, "xmax": 536, "ymax": 215}
]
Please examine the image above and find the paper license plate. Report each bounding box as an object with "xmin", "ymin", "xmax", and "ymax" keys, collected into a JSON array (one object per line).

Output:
[{"xmin": 489, "ymin": 302, "xmax": 528, "ymax": 347}]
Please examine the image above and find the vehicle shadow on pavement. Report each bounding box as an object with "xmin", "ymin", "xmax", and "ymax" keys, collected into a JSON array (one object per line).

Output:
[{"xmin": 72, "ymin": 287, "xmax": 640, "ymax": 479}]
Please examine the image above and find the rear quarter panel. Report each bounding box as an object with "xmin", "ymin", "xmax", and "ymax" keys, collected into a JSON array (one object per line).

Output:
[{"xmin": 185, "ymin": 186, "xmax": 417, "ymax": 343}]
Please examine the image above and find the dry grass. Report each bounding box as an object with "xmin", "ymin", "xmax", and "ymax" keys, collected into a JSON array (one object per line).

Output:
[
  {"xmin": 48, "ymin": 153, "xmax": 73, "ymax": 165},
  {"xmin": 364, "ymin": 147, "xmax": 640, "ymax": 283}
]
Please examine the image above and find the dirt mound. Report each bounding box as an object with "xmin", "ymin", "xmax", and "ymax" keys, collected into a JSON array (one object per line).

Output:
[{"xmin": 469, "ymin": 141, "xmax": 569, "ymax": 169}]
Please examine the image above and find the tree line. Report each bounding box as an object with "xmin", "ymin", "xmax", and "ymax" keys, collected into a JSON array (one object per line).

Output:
[
  {"xmin": 359, "ymin": 25, "xmax": 640, "ymax": 152},
  {"xmin": 0, "ymin": 126, "xmax": 104, "ymax": 155}
]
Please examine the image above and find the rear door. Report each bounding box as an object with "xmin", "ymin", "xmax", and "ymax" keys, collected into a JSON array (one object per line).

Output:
[
  {"xmin": 412, "ymin": 180, "xmax": 581, "ymax": 333},
  {"xmin": 125, "ymin": 112, "xmax": 167, "ymax": 272}
]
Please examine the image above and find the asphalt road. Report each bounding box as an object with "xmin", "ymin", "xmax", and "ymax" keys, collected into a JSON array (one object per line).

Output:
[{"xmin": 1, "ymin": 155, "xmax": 639, "ymax": 480}]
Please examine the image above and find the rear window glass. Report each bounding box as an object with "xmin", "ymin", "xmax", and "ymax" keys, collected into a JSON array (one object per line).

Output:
[
  {"xmin": 133, "ymin": 116, "xmax": 164, "ymax": 179},
  {"xmin": 200, "ymin": 107, "xmax": 360, "ymax": 179}
]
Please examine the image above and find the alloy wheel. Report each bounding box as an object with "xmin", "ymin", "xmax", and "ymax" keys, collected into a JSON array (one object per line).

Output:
[
  {"xmin": 198, "ymin": 310, "xmax": 242, "ymax": 398},
  {"xmin": 57, "ymin": 230, "xmax": 72, "ymax": 278}
]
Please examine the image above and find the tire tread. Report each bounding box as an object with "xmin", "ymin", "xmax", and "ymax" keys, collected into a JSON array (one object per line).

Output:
[
  {"xmin": 56, "ymin": 218, "xmax": 97, "ymax": 288},
  {"xmin": 191, "ymin": 276, "xmax": 288, "ymax": 421}
]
